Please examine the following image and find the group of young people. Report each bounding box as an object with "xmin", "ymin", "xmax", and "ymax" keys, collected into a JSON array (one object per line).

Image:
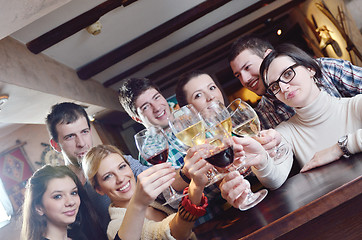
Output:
[{"xmin": 21, "ymin": 36, "xmax": 361, "ymax": 240}]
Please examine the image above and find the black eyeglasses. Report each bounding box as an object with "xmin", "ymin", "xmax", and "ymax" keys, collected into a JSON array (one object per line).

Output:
[{"xmin": 267, "ymin": 63, "xmax": 299, "ymax": 95}]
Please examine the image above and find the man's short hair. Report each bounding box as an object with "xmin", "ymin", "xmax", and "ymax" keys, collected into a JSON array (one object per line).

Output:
[
  {"xmin": 228, "ymin": 36, "xmax": 274, "ymax": 62},
  {"xmin": 118, "ymin": 77, "xmax": 160, "ymax": 119},
  {"xmin": 45, "ymin": 102, "xmax": 90, "ymax": 142}
]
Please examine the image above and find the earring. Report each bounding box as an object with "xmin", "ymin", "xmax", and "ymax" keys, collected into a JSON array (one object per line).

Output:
[{"xmin": 36, "ymin": 207, "xmax": 44, "ymax": 216}]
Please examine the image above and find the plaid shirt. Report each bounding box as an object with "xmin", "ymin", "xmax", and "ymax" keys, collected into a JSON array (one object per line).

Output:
[{"xmin": 257, "ymin": 57, "xmax": 362, "ymax": 130}]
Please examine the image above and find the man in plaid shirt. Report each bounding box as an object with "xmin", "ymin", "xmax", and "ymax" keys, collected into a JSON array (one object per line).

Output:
[
  {"xmin": 229, "ymin": 36, "xmax": 362, "ymax": 130},
  {"xmin": 119, "ymin": 77, "xmax": 223, "ymax": 225}
]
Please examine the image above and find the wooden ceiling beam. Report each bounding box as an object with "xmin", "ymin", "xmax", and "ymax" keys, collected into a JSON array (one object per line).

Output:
[
  {"xmin": 77, "ymin": 0, "xmax": 233, "ymax": 80},
  {"xmin": 158, "ymin": 45, "xmax": 230, "ymax": 93},
  {"xmin": 103, "ymin": 0, "xmax": 276, "ymax": 88},
  {"xmin": 150, "ymin": 0, "xmax": 307, "ymax": 89},
  {"xmin": 26, "ymin": 0, "xmax": 132, "ymax": 54}
]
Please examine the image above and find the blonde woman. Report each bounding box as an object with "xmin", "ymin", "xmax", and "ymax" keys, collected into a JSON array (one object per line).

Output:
[{"xmin": 82, "ymin": 144, "xmax": 212, "ymax": 240}]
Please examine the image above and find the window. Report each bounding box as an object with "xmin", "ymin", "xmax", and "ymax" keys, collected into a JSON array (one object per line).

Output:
[{"xmin": 0, "ymin": 179, "xmax": 12, "ymax": 228}]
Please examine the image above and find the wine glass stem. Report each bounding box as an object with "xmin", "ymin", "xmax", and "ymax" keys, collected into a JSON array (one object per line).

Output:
[
  {"xmin": 169, "ymin": 186, "xmax": 177, "ymax": 195},
  {"xmin": 244, "ymin": 188, "xmax": 255, "ymax": 204}
]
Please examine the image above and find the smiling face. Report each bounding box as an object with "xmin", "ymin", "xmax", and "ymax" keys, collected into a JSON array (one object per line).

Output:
[
  {"xmin": 38, "ymin": 176, "xmax": 80, "ymax": 229},
  {"xmin": 265, "ymin": 56, "xmax": 320, "ymax": 108},
  {"xmin": 134, "ymin": 88, "xmax": 171, "ymax": 128},
  {"xmin": 183, "ymin": 74, "xmax": 225, "ymax": 112},
  {"xmin": 52, "ymin": 116, "xmax": 93, "ymax": 167},
  {"xmin": 95, "ymin": 153, "xmax": 135, "ymax": 208},
  {"xmin": 230, "ymin": 49, "xmax": 268, "ymax": 96}
]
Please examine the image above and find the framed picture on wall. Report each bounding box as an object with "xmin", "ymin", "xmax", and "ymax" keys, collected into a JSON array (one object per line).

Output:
[
  {"xmin": 167, "ymin": 94, "xmax": 179, "ymax": 112},
  {"xmin": 0, "ymin": 141, "xmax": 34, "ymax": 212}
]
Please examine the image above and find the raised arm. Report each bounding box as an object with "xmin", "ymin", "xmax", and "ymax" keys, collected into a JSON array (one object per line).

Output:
[
  {"xmin": 169, "ymin": 148, "xmax": 212, "ymax": 239},
  {"xmin": 116, "ymin": 163, "xmax": 176, "ymax": 240}
]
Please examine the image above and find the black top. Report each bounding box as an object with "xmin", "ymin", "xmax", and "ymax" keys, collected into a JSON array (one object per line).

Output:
[
  {"xmin": 84, "ymin": 181, "xmax": 111, "ymax": 232},
  {"xmin": 114, "ymin": 232, "xmax": 122, "ymax": 240}
]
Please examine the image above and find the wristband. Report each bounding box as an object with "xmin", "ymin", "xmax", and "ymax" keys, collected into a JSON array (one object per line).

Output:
[
  {"xmin": 177, "ymin": 187, "xmax": 208, "ymax": 222},
  {"xmin": 181, "ymin": 187, "xmax": 208, "ymax": 216},
  {"xmin": 179, "ymin": 166, "xmax": 191, "ymax": 184}
]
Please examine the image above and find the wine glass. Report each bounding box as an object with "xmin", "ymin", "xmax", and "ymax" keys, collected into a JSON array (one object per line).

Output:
[
  {"xmin": 192, "ymin": 124, "xmax": 267, "ymax": 210},
  {"xmin": 134, "ymin": 126, "xmax": 186, "ymax": 205},
  {"xmin": 168, "ymin": 104, "xmax": 205, "ymax": 148},
  {"xmin": 198, "ymin": 100, "xmax": 232, "ymax": 135},
  {"xmin": 169, "ymin": 104, "xmax": 223, "ymax": 185},
  {"xmin": 227, "ymin": 98, "xmax": 291, "ymax": 165}
]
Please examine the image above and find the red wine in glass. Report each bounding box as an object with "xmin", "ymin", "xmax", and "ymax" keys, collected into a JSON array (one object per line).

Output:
[
  {"xmin": 205, "ymin": 146, "xmax": 234, "ymax": 168},
  {"xmin": 146, "ymin": 149, "xmax": 169, "ymax": 165},
  {"xmin": 134, "ymin": 126, "xmax": 187, "ymax": 205}
]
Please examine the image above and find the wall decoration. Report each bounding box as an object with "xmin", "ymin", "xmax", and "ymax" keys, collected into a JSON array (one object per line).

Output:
[
  {"xmin": 36, "ymin": 142, "xmax": 64, "ymax": 166},
  {"xmin": 316, "ymin": 25, "xmax": 342, "ymax": 56},
  {"xmin": 0, "ymin": 141, "xmax": 34, "ymax": 211},
  {"xmin": 167, "ymin": 94, "xmax": 180, "ymax": 112},
  {"xmin": 316, "ymin": 1, "xmax": 362, "ymax": 62}
]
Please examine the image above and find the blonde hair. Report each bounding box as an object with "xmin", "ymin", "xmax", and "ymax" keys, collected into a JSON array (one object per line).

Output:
[{"xmin": 82, "ymin": 145, "xmax": 129, "ymax": 189}]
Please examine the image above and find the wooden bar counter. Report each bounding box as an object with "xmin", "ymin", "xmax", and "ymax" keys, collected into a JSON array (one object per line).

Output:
[{"xmin": 193, "ymin": 153, "xmax": 362, "ymax": 240}]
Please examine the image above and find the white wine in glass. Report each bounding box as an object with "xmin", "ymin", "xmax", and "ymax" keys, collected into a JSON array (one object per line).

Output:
[
  {"xmin": 199, "ymin": 100, "xmax": 232, "ymax": 135},
  {"xmin": 232, "ymin": 116, "xmax": 260, "ymax": 137},
  {"xmin": 175, "ymin": 121, "xmax": 205, "ymax": 147},
  {"xmin": 169, "ymin": 104, "xmax": 223, "ymax": 185},
  {"xmin": 169, "ymin": 104, "xmax": 205, "ymax": 147},
  {"xmin": 227, "ymin": 98, "xmax": 291, "ymax": 165},
  {"xmin": 227, "ymin": 99, "xmax": 260, "ymax": 137}
]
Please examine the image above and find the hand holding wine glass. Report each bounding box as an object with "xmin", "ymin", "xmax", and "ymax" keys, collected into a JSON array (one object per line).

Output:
[
  {"xmin": 133, "ymin": 162, "xmax": 177, "ymax": 206},
  {"xmin": 193, "ymin": 124, "xmax": 267, "ymax": 210},
  {"xmin": 134, "ymin": 126, "xmax": 186, "ymax": 205},
  {"xmin": 227, "ymin": 98, "xmax": 260, "ymax": 137},
  {"xmin": 168, "ymin": 104, "xmax": 222, "ymax": 184},
  {"xmin": 227, "ymin": 98, "xmax": 291, "ymax": 165}
]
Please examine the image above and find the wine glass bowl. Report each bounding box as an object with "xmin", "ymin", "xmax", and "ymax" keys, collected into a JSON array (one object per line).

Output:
[
  {"xmin": 227, "ymin": 98, "xmax": 290, "ymax": 165},
  {"xmin": 198, "ymin": 100, "xmax": 232, "ymax": 135},
  {"xmin": 135, "ymin": 127, "xmax": 169, "ymax": 165},
  {"xmin": 169, "ymin": 104, "xmax": 205, "ymax": 148},
  {"xmin": 227, "ymin": 98, "xmax": 260, "ymax": 137},
  {"xmin": 134, "ymin": 126, "xmax": 185, "ymax": 205},
  {"xmin": 193, "ymin": 124, "xmax": 234, "ymax": 172}
]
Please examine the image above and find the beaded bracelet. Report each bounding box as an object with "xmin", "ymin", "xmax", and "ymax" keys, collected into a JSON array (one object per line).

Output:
[
  {"xmin": 179, "ymin": 166, "xmax": 191, "ymax": 184},
  {"xmin": 177, "ymin": 187, "xmax": 208, "ymax": 222}
]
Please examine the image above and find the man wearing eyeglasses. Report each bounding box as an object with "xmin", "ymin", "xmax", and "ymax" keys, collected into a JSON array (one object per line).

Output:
[{"xmin": 229, "ymin": 36, "xmax": 362, "ymax": 130}]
